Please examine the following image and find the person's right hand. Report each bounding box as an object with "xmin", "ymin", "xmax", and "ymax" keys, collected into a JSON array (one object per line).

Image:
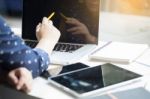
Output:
[
  {"xmin": 35, "ymin": 17, "xmax": 61, "ymax": 55},
  {"xmin": 36, "ymin": 17, "xmax": 60, "ymax": 42}
]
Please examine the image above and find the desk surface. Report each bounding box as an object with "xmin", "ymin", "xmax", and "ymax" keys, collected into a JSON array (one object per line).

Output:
[
  {"xmin": 7, "ymin": 12, "xmax": 150, "ymax": 99},
  {"xmin": 27, "ymin": 49, "xmax": 150, "ymax": 99}
]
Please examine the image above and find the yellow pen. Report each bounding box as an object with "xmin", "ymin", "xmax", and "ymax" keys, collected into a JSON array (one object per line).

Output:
[{"xmin": 48, "ymin": 12, "xmax": 55, "ymax": 20}]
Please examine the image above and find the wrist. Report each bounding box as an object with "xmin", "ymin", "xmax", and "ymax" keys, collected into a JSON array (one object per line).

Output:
[{"xmin": 36, "ymin": 38, "xmax": 57, "ymax": 55}]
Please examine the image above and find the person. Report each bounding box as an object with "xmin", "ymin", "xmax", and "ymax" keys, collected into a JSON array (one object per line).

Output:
[
  {"xmin": 58, "ymin": 0, "xmax": 99, "ymax": 44},
  {"xmin": 0, "ymin": 16, "xmax": 60, "ymax": 92}
]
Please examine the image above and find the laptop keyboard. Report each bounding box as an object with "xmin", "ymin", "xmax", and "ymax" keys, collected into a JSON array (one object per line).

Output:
[
  {"xmin": 54, "ymin": 43, "xmax": 83, "ymax": 52},
  {"xmin": 25, "ymin": 40, "xmax": 37, "ymax": 48},
  {"xmin": 25, "ymin": 41, "xmax": 83, "ymax": 52}
]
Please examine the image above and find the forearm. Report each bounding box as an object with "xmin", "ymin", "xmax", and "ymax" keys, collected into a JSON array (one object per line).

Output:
[
  {"xmin": 0, "ymin": 16, "xmax": 50, "ymax": 78},
  {"xmin": 0, "ymin": 37, "xmax": 50, "ymax": 78},
  {"xmin": 35, "ymin": 38, "xmax": 56, "ymax": 56}
]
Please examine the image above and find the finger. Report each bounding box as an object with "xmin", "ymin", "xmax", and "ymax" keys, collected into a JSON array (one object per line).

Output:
[
  {"xmin": 21, "ymin": 83, "xmax": 32, "ymax": 93},
  {"xmin": 36, "ymin": 23, "xmax": 41, "ymax": 29},
  {"xmin": 24, "ymin": 75, "xmax": 32, "ymax": 92},
  {"xmin": 16, "ymin": 76, "xmax": 25, "ymax": 90},
  {"xmin": 42, "ymin": 17, "xmax": 48, "ymax": 24},
  {"xmin": 48, "ymin": 20, "xmax": 53, "ymax": 26},
  {"xmin": 8, "ymin": 71, "xmax": 18, "ymax": 85},
  {"xmin": 36, "ymin": 23, "xmax": 41, "ymax": 32}
]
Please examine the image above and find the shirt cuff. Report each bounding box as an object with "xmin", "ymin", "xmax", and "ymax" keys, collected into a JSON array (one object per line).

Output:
[{"xmin": 33, "ymin": 48, "xmax": 50, "ymax": 71}]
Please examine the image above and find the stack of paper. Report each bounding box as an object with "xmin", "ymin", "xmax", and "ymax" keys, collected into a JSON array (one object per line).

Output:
[{"xmin": 89, "ymin": 42, "xmax": 149, "ymax": 64}]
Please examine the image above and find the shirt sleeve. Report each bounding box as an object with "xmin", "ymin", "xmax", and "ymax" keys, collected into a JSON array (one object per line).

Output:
[{"xmin": 0, "ymin": 16, "xmax": 50, "ymax": 78}]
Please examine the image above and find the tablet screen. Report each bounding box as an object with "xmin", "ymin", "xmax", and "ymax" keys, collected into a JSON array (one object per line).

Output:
[
  {"xmin": 41, "ymin": 63, "xmax": 89, "ymax": 78},
  {"xmin": 50, "ymin": 63, "xmax": 141, "ymax": 94},
  {"xmin": 59, "ymin": 63, "xmax": 89, "ymax": 74}
]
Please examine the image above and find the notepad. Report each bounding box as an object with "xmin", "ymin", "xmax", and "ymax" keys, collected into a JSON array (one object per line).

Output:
[{"xmin": 89, "ymin": 42, "xmax": 149, "ymax": 64}]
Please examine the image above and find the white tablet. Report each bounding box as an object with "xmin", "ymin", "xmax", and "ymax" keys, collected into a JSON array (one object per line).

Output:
[{"xmin": 48, "ymin": 63, "xmax": 142, "ymax": 98}]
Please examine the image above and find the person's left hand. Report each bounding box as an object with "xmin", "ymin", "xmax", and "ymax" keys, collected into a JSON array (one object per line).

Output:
[{"xmin": 7, "ymin": 67, "xmax": 33, "ymax": 93}]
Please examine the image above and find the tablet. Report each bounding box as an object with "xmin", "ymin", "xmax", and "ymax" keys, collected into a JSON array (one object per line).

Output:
[
  {"xmin": 48, "ymin": 63, "xmax": 142, "ymax": 98},
  {"xmin": 59, "ymin": 63, "xmax": 89, "ymax": 74},
  {"xmin": 41, "ymin": 63, "xmax": 89, "ymax": 78}
]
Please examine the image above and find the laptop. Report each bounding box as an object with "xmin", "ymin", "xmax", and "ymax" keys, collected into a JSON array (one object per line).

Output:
[{"xmin": 22, "ymin": 0, "xmax": 101, "ymax": 65}]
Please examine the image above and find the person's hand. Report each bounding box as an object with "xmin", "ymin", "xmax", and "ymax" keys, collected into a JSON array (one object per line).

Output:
[
  {"xmin": 66, "ymin": 17, "xmax": 96, "ymax": 43},
  {"xmin": 35, "ymin": 17, "xmax": 61, "ymax": 54},
  {"xmin": 36, "ymin": 17, "xmax": 60, "ymax": 42},
  {"xmin": 7, "ymin": 67, "xmax": 33, "ymax": 93}
]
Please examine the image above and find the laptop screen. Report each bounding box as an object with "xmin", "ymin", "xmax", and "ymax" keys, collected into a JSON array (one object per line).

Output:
[{"xmin": 22, "ymin": 0, "xmax": 100, "ymax": 44}]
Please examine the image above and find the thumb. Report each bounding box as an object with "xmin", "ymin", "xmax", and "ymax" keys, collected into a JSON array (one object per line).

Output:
[
  {"xmin": 36, "ymin": 23, "xmax": 41, "ymax": 32},
  {"xmin": 42, "ymin": 17, "xmax": 48, "ymax": 24}
]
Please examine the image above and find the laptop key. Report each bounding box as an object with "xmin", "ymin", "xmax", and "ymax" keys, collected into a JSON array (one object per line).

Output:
[
  {"xmin": 25, "ymin": 41, "xmax": 37, "ymax": 48},
  {"xmin": 54, "ymin": 43, "xmax": 83, "ymax": 52}
]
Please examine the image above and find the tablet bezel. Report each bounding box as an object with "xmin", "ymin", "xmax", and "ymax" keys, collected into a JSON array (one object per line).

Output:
[{"xmin": 48, "ymin": 63, "xmax": 143, "ymax": 98}]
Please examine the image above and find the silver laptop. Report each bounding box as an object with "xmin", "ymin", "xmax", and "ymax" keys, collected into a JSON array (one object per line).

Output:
[{"xmin": 22, "ymin": 0, "xmax": 100, "ymax": 65}]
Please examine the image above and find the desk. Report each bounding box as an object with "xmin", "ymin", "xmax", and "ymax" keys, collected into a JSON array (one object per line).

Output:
[
  {"xmin": 26, "ymin": 49, "xmax": 150, "ymax": 99},
  {"xmin": 8, "ymin": 12, "xmax": 150, "ymax": 99}
]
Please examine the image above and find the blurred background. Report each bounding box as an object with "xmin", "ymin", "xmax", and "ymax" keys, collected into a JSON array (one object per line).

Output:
[
  {"xmin": 101, "ymin": 0, "xmax": 150, "ymax": 16},
  {"xmin": 0, "ymin": 0, "xmax": 22, "ymax": 16},
  {"xmin": 100, "ymin": 0, "xmax": 150, "ymax": 45},
  {"xmin": 0, "ymin": 0, "xmax": 22, "ymax": 32},
  {"xmin": 1, "ymin": 0, "xmax": 150, "ymax": 17},
  {"xmin": 0, "ymin": 0, "xmax": 150, "ymax": 45}
]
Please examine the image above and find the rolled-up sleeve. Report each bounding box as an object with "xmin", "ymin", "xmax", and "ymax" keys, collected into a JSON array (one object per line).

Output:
[
  {"xmin": 0, "ymin": 16, "xmax": 50, "ymax": 78},
  {"xmin": 0, "ymin": 34, "xmax": 50, "ymax": 78}
]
